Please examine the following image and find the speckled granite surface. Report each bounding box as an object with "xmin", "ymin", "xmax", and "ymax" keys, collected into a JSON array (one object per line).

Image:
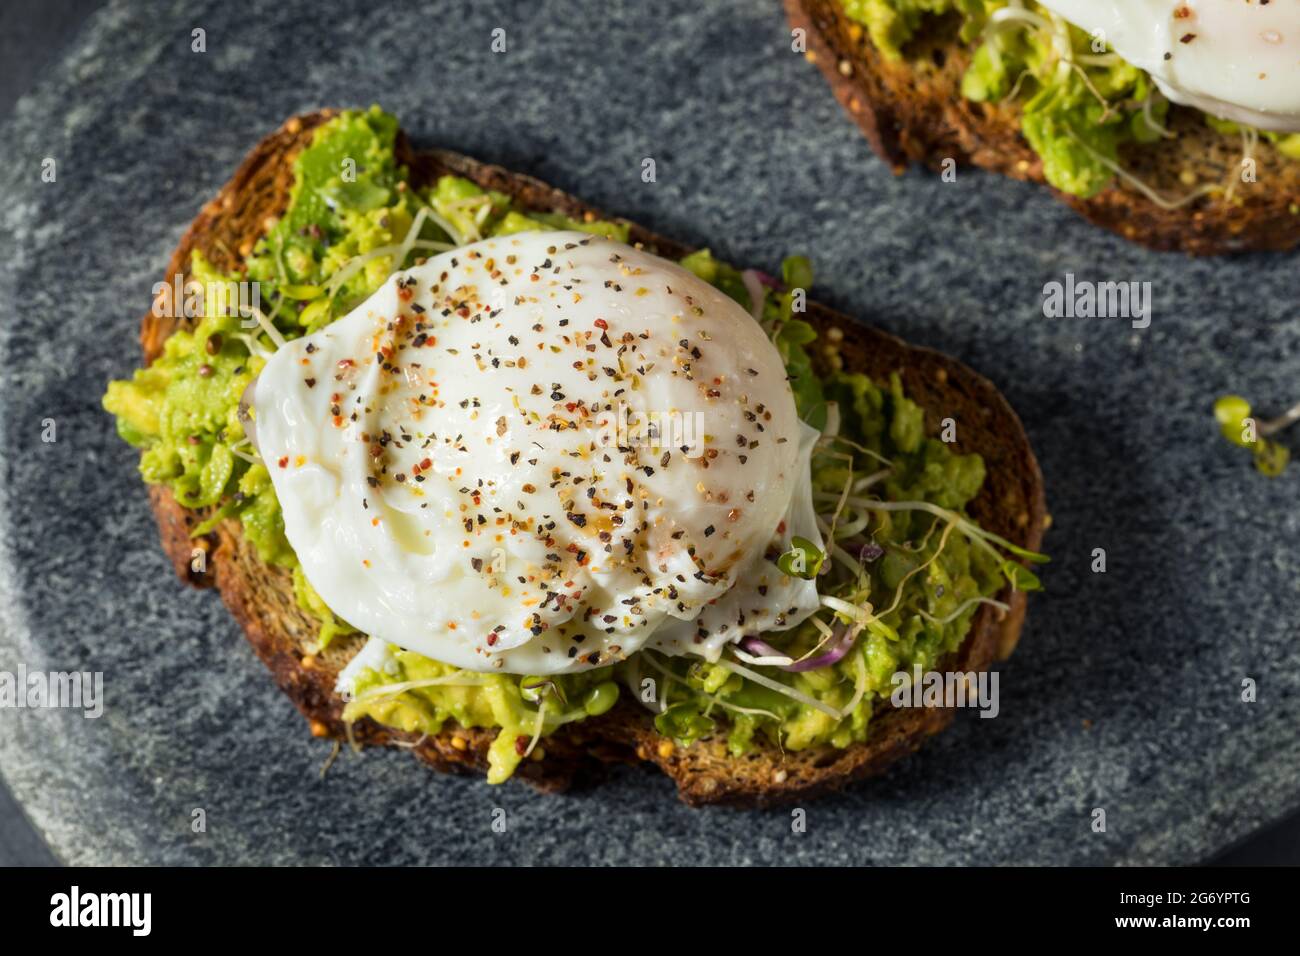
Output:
[{"xmin": 0, "ymin": 0, "xmax": 1297, "ymax": 866}]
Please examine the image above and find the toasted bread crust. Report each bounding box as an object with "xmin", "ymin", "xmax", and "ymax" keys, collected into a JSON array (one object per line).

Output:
[
  {"xmin": 786, "ymin": 0, "xmax": 1300, "ymax": 256},
  {"xmin": 136, "ymin": 111, "xmax": 1046, "ymax": 806}
]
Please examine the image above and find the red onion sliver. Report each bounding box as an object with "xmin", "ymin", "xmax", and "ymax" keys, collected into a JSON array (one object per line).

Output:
[
  {"xmin": 739, "ymin": 625, "xmax": 859, "ymax": 673},
  {"xmin": 858, "ymin": 542, "xmax": 884, "ymax": 563},
  {"xmin": 783, "ymin": 624, "xmax": 857, "ymax": 673},
  {"xmin": 739, "ymin": 636, "xmax": 784, "ymax": 658}
]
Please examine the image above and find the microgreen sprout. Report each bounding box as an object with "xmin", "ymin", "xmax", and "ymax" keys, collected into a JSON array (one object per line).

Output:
[
  {"xmin": 230, "ymin": 331, "xmax": 274, "ymax": 361},
  {"xmin": 777, "ymin": 536, "xmax": 825, "ymax": 580},
  {"xmin": 522, "ymin": 699, "xmax": 547, "ymax": 758},
  {"xmin": 354, "ymin": 672, "xmax": 495, "ymax": 706},
  {"xmin": 638, "ymin": 653, "xmax": 783, "ymax": 724},
  {"xmin": 1064, "ymin": 125, "xmax": 1219, "ymax": 211},
  {"xmin": 236, "ymin": 304, "xmax": 287, "ymax": 350},
  {"xmin": 275, "ymin": 283, "xmax": 326, "ymax": 300},
  {"xmin": 918, "ymin": 596, "xmax": 1011, "ymax": 627},
  {"xmin": 715, "ymin": 658, "xmax": 843, "ymax": 720},
  {"xmin": 1214, "ymin": 394, "xmax": 1298, "ymax": 477},
  {"xmin": 520, "ymin": 676, "xmax": 568, "ymax": 707},
  {"xmin": 811, "ymin": 492, "xmax": 1048, "ymax": 593},
  {"xmin": 412, "ymin": 190, "xmax": 472, "ymax": 246},
  {"xmin": 226, "ymin": 436, "xmax": 261, "ymax": 466}
]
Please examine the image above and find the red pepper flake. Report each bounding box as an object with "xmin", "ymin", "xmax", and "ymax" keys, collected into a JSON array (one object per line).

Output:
[
  {"xmin": 594, "ymin": 318, "xmax": 608, "ymax": 330},
  {"xmin": 277, "ymin": 456, "xmax": 289, "ymax": 469}
]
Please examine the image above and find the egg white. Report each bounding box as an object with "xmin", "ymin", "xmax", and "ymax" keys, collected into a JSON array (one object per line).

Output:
[{"xmin": 252, "ymin": 231, "xmax": 823, "ymax": 679}]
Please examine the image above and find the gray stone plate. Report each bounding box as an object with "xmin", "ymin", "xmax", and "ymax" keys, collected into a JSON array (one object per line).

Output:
[{"xmin": 1, "ymin": 0, "xmax": 1297, "ymax": 866}]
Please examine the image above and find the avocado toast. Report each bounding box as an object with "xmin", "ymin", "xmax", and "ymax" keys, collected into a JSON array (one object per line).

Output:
[
  {"xmin": 105, "ymin": 107, "xmax": 1047, "ymax": 806},
  {"xmin": 786, "ymin": 0, "xmax": 1300, "ymax": 255}
]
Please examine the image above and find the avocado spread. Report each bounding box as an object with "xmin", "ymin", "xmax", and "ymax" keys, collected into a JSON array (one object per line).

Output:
[
  {"xmin": 841, "ymin": 0, "xmax": 1300, "ymax": 199},
  {"xmin": 104, "ymin": 107, "xmax": 1043, "ymax": 783}
]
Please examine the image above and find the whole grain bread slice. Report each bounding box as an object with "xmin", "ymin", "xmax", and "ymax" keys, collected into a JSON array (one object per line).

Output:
[
  {"xmin": 135, "ymin": 110, "xmax": 1047, "ymax": 807},
  {"xmin": 786, "ymin": 0, "xmax": 1300, "ymax": 255}
]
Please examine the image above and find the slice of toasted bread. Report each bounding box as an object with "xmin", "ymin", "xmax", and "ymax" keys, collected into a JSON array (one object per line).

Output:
[
  {"xmin": 786, "ymin": 0, "xmax": 1300, "ymax": 256},
  {"xmin": 135, "ymin": 110, "xmax": 1046, "ymax": 807}
]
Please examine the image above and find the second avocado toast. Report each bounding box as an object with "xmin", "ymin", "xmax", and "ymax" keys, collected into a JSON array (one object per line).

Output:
[
  {"xmin": 104, "ymin": 107, "xmax": 1047, "ymax": 806},
  {"xmin": 787, "ymin": 0, "xmax": 1300, "ymax": 255}
]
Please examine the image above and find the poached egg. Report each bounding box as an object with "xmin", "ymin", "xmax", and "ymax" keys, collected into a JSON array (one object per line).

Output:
[
  {"xmin": 251, "ymin": 231, "xmax": 822, "ymax": 680},
  {"xmin": 1037, "ymin": 0, "xmax": 1300, "ymax": 132}
]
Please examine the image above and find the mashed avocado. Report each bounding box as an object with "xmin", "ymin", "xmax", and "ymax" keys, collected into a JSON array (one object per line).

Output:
[
  {"xmin": 841, "ymin": 0, "xmax": 1300, "ymax": 198},
  {"xmin": 105, "ymin": 107, "xmax": 1040, "ymax": 783},
  {"xmin": 346, "ymin": 650, "xmax": 619, "ymax": 783}
]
